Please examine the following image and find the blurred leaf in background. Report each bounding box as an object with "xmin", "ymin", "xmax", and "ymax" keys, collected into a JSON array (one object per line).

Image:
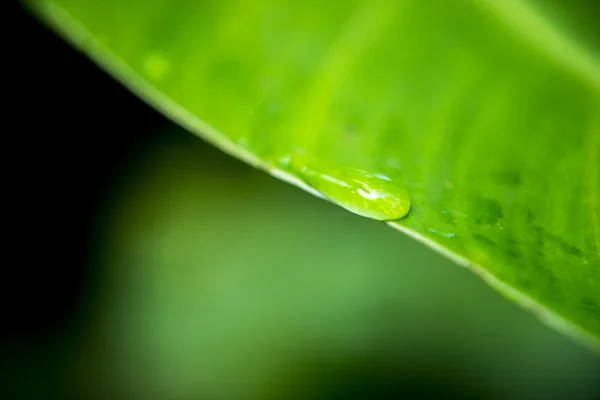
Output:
[{"xmin": 83, "ymin": 126, "xmax": 600, "ymax": 400}]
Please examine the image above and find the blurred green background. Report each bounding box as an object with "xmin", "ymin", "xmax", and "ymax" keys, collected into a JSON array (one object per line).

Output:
[
  {"xmin": 4, "ymin": 3, "xmax": 600, "ymax": 400},
  {"xmin": 84, "ymin": 126, "xmax": 600, "ymax": 400}
]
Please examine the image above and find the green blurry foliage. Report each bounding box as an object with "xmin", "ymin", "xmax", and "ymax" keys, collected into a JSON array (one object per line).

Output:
[{"xmin": 80, "ymin": 128, "xmax": 598, "ymax": 400}]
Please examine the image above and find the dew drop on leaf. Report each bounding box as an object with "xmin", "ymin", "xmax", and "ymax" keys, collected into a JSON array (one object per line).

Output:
[
  {"xmin": 143, "ymin": 53, "xmax": 170, "ymax": 81},
  {"xmin": 299, "ymin": 165, "xmax": 411, "ymax": 221}
]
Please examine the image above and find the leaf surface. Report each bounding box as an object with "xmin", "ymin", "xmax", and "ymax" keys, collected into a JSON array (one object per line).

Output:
[{"xmin": 26, "ymin": 0, "xmax": 600, "ymax": 350}]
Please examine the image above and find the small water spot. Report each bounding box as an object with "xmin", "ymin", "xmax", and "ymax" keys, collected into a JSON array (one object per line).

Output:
[
  {"xmin": 277, "ymin": 147, "xmax": 307, "ymax": 169},
  {"xmin": 446, "ymin": 209, "xmax": 469, "ymax": 220},
  {"xmin": 277, "ymin": 153, "xmax": 292, "ymax": 168},
  {"xmin": 428, "ymin": 228, "xmax": 456, "ymax": 239},
  {"xmin": 297, "ymin": 165, "xmax": 410, "ymax": 221},
  {"xmin": 473, "ymin": 197, "xmax": 503, "ymax": 225},
  {"xmin": 143, "ymin": 54, "xmax": 170, "ymax": 81},
  {"xmin": 235, "ymin": 137, "xmax": 250, "ymax": 150}
]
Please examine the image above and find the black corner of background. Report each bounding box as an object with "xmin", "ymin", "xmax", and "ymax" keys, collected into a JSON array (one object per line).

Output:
[{"xmin": 4, "ymin": 3, "xmax": 167, "ymax": 340}]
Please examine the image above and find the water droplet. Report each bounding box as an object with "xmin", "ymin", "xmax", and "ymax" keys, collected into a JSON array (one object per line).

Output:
[
  {"xmin": 236, "ymin": 137, "xmax": 250, "ymax": 149},
  {"xmin": 298, "ymin": 165, "xmax": 411, "ymax": 221},
  {"xmin": 277, "ymin": 153, "xmax": 292, "ymax": 168},
  {"xmin": 143, "ymin": 54, "xmax": 170, "ymax": 81}
]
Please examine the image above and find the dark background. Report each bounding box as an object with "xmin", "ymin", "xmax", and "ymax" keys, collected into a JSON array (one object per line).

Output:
[
  {"xmin": 7, "ymin": 1, "xmax": 160, "ymax": 339},
  {"xmin": 5, "ymin": 3, "xmax": 167, "ymax": 397}
]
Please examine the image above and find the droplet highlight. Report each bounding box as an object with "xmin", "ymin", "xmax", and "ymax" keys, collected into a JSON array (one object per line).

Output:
[{"xmin": 427, "ymin": 228, "xmax": 456, "ymax": 238}]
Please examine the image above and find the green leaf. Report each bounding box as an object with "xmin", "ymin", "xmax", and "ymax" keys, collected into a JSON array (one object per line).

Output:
[{"xmin": 26, "ymin": 0, "xmax": 600, "ymax": 351}]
